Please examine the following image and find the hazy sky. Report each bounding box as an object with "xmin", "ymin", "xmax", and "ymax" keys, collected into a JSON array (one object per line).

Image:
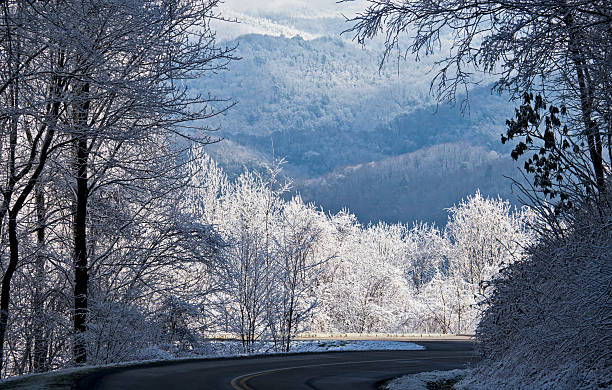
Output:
[
  {"xmin": 218, "ymin": 0, "xmax": 367, "ymax": 17},
  {"xmin": 214, "ymin": 0, "xmax": 368, "ymax": 40}
]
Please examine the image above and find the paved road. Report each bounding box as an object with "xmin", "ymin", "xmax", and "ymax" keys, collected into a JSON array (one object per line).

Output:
[{"xmin": 79, "ymin": 341, "xmax": 478, "ymax": 390}]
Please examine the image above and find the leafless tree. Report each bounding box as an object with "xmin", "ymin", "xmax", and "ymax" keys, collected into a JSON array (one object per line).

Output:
[
  {"xmin": 0, "ymin": 1, "xmax": 69, "ymax": 373},
  {"xmin": 43, "ymin": 0, "xmax": 234, "ymax": 364},
  {"xmin": 0, "ymin": 0, "xmax": 234, "ymax": 372}
]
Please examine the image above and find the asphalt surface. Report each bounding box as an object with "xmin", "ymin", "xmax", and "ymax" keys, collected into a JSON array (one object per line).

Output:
[{"xmin": 79, "ymin": 341, "xmax": 478, "ymax": 390}]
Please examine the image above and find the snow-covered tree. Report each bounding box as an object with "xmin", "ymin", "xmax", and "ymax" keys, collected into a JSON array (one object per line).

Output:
[
  {"xmin": 404, "ymin": 223, "xmax": 447, "ymax": 292},
  {"xmin": 268, "ymin": 198, "xmax": 327, "ymax": 352},
  {"xmin": 0, "ymin": 0, "xmax": 233, "ymax": 375},
  {"xmin": 446, "ymin": 192, "xmax": 535, "ymax": 294},
  {"xmin": 185, "ymin": 152, "xmax": 328, "ymax": 352},
  {"xmin": 461, "ymin": 187, "xmax": 612, "ymax": 389},
  {"xmin": 404, "ymin": 193, "xmax": 535, "ymax": 334}
]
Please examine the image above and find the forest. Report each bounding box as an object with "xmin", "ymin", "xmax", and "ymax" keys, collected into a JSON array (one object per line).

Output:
[{"xmin": 0, "ymin": 0, "xmax": 610, "ymax": 389}]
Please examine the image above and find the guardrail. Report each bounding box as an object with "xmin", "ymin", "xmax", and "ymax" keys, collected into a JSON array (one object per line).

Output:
[{"xmin": 202, "ymin": 332, "xmax": 475, "ymax": 341}]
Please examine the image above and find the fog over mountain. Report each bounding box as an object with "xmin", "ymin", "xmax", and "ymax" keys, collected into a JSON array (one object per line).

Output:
[
  {"xmin": 212, "ymin": 0, "xmax": 369, "ymax": 41},
  {"xmin": 200, "ymin": 13, "xmax": 521, "ymax": 224}
]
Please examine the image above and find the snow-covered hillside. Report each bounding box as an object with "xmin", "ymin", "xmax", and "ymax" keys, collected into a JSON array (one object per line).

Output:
[
  {"xmin": 197, "ymin": 33, "xmax": 435, "ymax": 138},
  {"xmin": 295, "ymin": 143, "xmax": 522, "ymax": 226},
  {"xmin": 195, "ymin": 30, "xmax": 518, "ymax": 223}
]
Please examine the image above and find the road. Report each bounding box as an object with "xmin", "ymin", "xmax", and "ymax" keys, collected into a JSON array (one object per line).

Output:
[{"xmin": 79, "ymin": 341, "xmax": 478, "ymax": 390}]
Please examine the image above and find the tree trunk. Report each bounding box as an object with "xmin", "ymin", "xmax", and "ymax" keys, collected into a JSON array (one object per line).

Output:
[
  {"xmin": 0, "ymin": 66, "xmax": 20, "ymax": 375},
  {"xmin": 566, "ymin": 13, "xmax": 606, "ymax": 195},
  {"xmin": 72, "ymin": 82, "xmax": 90, "ymax": 365},
  {"xmin": 33, "ymin": 183, "xmax": 48, "ymax": 372},
  {"xmin": 0, "ymin": 212, "xmax": 19, "ymax": 375}
]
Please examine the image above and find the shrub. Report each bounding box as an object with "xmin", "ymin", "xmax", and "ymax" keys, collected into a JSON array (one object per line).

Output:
[{"xmin": 460, "ymin": 193, "xmax": 612, "ymax": 389}]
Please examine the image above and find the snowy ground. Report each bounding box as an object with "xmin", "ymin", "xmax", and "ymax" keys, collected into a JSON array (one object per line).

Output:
[
  {"xmin": 287, "ymin": 339, "xmax": 424, "ymax": 352},
  {"xmin": 207, "ymin": 339, "xmax": 425, "ymax": 354},
  {"xmin": 0, "ymin": 340, "xmax": 424, "ymax": 390},
  {"xmin": 384, "ymin": 369, "xmax": 471, "ymax": 390}
]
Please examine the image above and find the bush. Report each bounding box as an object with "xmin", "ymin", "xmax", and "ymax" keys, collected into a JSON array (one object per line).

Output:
[{"xmin": 459, "ymin": 194, "xmax": 612, "ymax": 389}]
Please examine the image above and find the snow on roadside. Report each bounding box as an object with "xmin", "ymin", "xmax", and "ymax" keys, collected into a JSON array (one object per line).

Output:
[
  {"xmin": 289, "ymin": 340, "xmax": 424, "ymax": 352},
  {"xmin": 197, "ymin": 339, "xmax": 425, "ymax": 355},
  {"xmin": 384, "ymin": 369, "xmax": 470, "ymax": 390}
]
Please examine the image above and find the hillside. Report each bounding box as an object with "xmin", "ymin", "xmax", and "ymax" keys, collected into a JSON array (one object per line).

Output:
[
  {"xmin": 196, "ymin": 33, "xmax": 522, "ymax": 223},
  {"xmin": 198, "ymin": 34, "xmax": 514, "ymax": 171},
  {"xmin": 295, "ymin": 143, "xmax": 522, "ymax": 226}
]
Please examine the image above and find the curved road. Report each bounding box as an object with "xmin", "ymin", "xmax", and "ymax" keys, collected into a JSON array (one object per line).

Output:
[{"xmin": 79, "ymin": 341, "xmax": 478, "ymax": 390}]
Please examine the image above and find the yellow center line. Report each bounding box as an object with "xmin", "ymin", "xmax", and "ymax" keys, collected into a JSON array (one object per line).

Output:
[{"xmin": 229, "ymin": 354, "xmax": 477, "ymax": 390}]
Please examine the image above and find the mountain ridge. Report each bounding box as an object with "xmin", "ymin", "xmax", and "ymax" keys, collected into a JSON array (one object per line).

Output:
[{"xmin": 197, "ymin": 32, "xmax": 523, "ymax": 224}]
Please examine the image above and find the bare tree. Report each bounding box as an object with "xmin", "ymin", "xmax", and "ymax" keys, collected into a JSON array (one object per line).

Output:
[
  {"xmin": 0, "ymin": 0, "xmax": 234, "ymax": 372},
  {"xmin": 0, "ymin": 1, "xmax": 69, "ymax": 372},
  {"xmin": 41, "ymin": 0, "xmax": 234, "ymax": 364},
  {"xmin": 269, "ymin": 198, "xmax": 326, "ymax": 352}
]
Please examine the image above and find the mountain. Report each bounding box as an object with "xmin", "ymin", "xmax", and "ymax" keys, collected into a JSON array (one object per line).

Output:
[
  {"xmin": 198, "ymin": 34, "xmax": 434, "ymax": 137},
  {"xmin": 195, "ymin": 32, "xmax": 523, "ymax": 224},
  {"xmin": 295, "ymin": 143, "xmax": 522, "ymax": 226}
]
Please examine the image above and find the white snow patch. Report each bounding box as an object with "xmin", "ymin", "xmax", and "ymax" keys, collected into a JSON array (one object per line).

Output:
[
  {"xmin": 290, "ymin": 340, "xmax": 425, "ymax": 352},
  {"xmin": 195, "ymin": 339, "xmax": 425, "ymax": 355},
  {"xmin": 212, "ymin": 10, "xmax": 323, "ymax": 41},
  {"xmin": 385, "ymin": 369, "xmax": 471, "ymax": 390}
]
